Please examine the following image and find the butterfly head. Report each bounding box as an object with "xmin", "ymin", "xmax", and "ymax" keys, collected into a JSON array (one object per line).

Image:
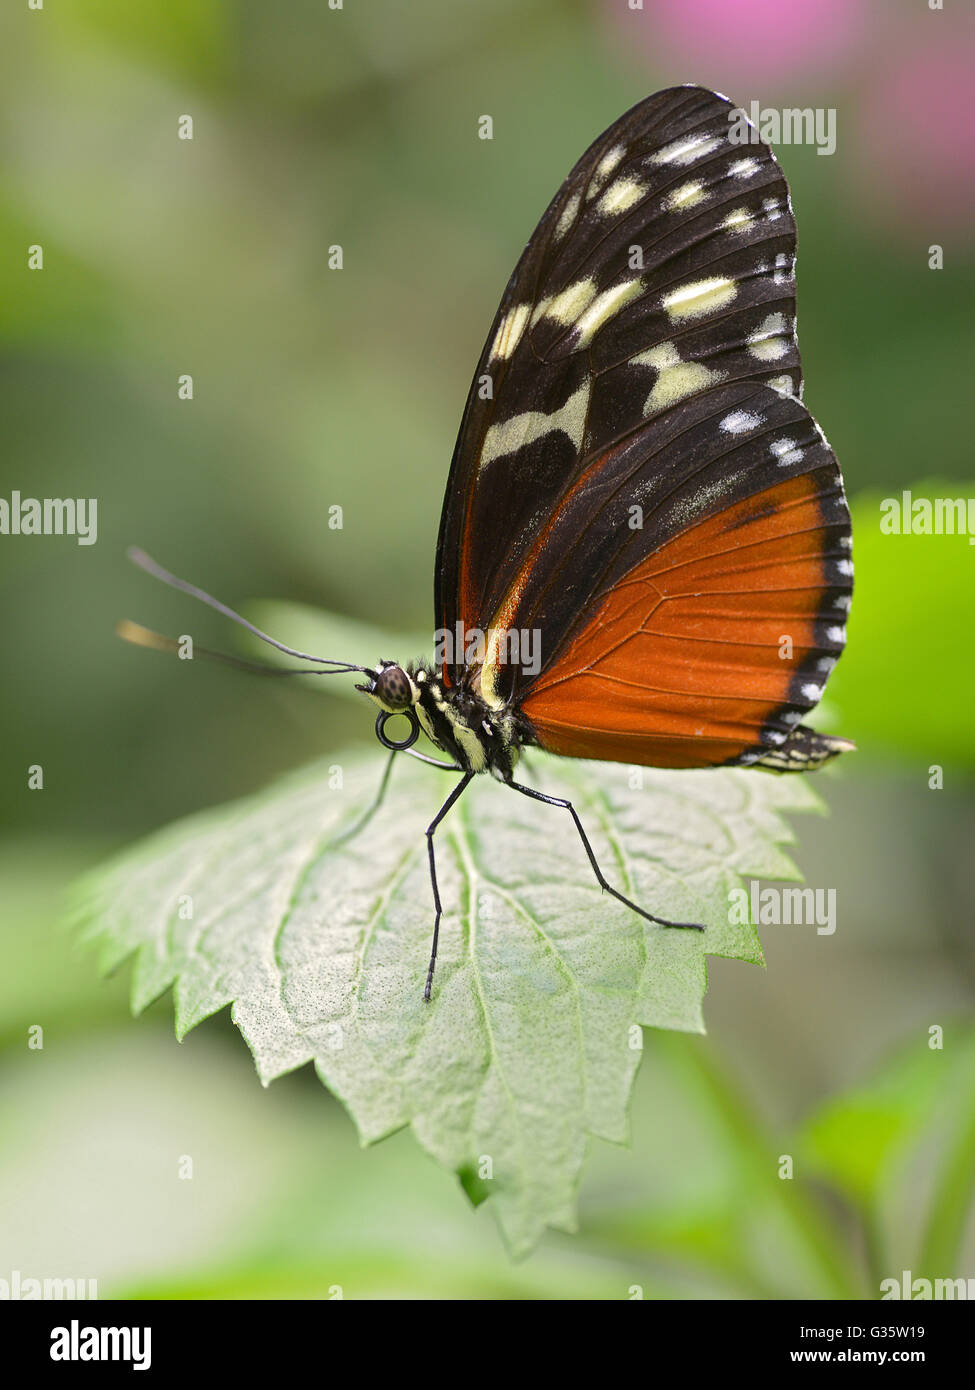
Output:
[
  {"xmin": 356, "ymin": 661, "xmax": 425, "ymax": 752},
  {"xmin": 356, "ymin": 660, "xmax": 418, "ymax": 713}
]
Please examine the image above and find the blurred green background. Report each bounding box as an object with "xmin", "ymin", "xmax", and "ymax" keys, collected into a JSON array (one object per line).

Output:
[{"xmin": 1, "ymin": 0, "xmax": 974, "ymax": 1297}]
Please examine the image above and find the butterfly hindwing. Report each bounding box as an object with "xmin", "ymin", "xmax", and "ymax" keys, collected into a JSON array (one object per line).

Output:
[{"xmin": 515, "ymin": 381, "xmax": 852, "ymax": 768}]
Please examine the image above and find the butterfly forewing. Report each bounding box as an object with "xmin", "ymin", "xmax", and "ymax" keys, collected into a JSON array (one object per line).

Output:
[{"xmin": 437, "ymin": 88, "xmax": 803, "ymax": 661}]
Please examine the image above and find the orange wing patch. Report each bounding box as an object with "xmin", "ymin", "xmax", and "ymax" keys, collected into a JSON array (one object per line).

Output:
[{"xmin": 521, "ymin": 473, "xmax": 840, "ymax": 768}]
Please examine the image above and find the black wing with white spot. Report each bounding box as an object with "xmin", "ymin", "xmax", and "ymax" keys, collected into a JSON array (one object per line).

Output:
[{"xmin": 435, "ymin": 85, "xmax": 804, "ymax": 679}]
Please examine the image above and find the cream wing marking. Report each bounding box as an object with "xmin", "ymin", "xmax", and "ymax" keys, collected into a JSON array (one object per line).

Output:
[
  {"xmin": 663, "ymin": 180, "xmax": 707, "ymax": 211},
  {"xmin": 597, "ymin": 177, "xmax": 645, "ymax": 217},
  {"xmin": 747, "ymin": 312, "xmax": 791, "ymax": 360},
  {"xmin": 651, "ymin": 132, "xmax": 722, "ymax": 166},
  {"xmin": 635, "ymin": 343, "xmax": 725, "ymax": 414},
  {"xmin": 480, "ymin": 380, "xmax": 591, "ymax": 467},
  {"xmin": 662, "ymin": 275, "xmax": 738, "ymax": 323},
  {"xmin": 489, "ymin": 304, "xmax": 531, "ymax": 361}
]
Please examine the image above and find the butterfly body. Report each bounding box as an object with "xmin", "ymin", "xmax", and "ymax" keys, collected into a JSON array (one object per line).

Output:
[{"xmin": 360, "ymin": 658, "xmax": 526, "ymax": 780}]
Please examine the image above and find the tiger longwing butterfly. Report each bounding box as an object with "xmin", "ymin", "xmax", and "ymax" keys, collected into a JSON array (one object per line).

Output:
[{"xmin": 123, "ymin": 85, "xmax": 854, "ymax": 1000}]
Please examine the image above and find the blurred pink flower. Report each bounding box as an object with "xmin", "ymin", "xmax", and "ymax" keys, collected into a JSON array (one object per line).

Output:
[
  {"xmin": 856, "ymin": 33, "xmax": 975, "ymax": 231},
  {"xmin": 606, "ymin": 0, "xmax": 873, "ymax": 92}
]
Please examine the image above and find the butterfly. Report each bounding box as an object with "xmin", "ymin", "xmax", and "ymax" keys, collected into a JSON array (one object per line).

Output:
[{"xmin": 122, "ymin": 85, "xmax": 854, "ymax": 1000}]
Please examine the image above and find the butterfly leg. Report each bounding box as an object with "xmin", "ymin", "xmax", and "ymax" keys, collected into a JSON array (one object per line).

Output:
[
  {"xmin": 424, "ymin": 771, "xmax": 475, "ymax": 1001},
  {"xmin": 506, "ymin": 779, "xmax": 706, "ymax": 932},
  {"xmin": 405, "ymin": 749, "xmax": 464, "ymax": 771}
]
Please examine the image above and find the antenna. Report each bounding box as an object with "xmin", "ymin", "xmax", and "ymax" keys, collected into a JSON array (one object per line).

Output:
[
  {"xmin": 124, "ymin": 548, "xmax": 368, "ymax": 675},
  {"xmin": 115, "ymin": 620, "xmax": 362, "ymax": 678}
]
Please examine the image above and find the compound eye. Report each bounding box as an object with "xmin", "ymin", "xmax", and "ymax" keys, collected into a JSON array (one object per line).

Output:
[{"xmin": 374, "ymin": 664, "xmax": 412, "ymax": 711}]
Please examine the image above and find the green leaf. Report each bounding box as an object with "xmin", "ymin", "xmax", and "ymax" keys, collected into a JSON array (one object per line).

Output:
[
  {"xmin": 826, "ymin": 483, "xmax": 975, "ymax": 768},
  {"xmin": 69, "ymin": 748, "xmax": 822, "ymax": 1257}
]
